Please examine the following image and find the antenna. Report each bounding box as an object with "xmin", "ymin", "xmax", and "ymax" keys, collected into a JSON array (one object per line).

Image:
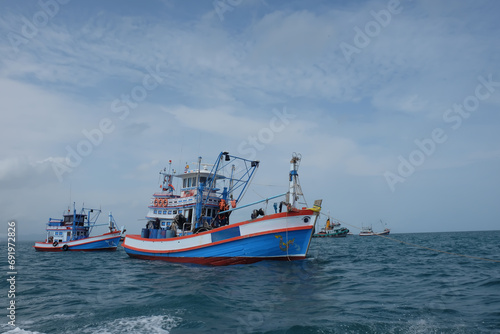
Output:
[{"xmin": 69, "ymin": 182, "xmax": 72, "ymax": 211}]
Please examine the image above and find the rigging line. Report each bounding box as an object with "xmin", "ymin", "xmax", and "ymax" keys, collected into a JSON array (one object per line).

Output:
[
  {"xmin": 318, "ymin": 211, "xmax": 500, "ymax": 263},
  {"xmin": 251, "ymin": 183, "xmax": 287, "ymax": 187},
  {"xmin": 252, "ymin": 189, "xmax": 266, "ymax": 199},
  {"xmin": 319, "ymin": 212, "xmax": 360, "ymax": 230}
]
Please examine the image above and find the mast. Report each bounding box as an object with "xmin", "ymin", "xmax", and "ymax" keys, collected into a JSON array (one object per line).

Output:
[
  {"xmin": 108, "ymin": 212, "xmax": 114, "ymax": 232},
  {"xmin": 229, "ymin": 164, "xmax": 235, "ymax": 200},
  {"xmin": 195, "ymin": 156, "xmax": 203, "ymax": 229},
  {"xmin": 71, "ymin": 202, "xmax": 76, "ymax": 241},
  {"xmin": 159, "ymin": 160, "xmax": 175, "ymax": 194},
  {"xmin": 287, "ymin": 153, "xmax": 301, "ymax": 207}
]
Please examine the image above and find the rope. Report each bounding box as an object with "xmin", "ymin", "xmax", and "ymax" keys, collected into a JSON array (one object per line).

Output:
[{"xmin": 318, "ymin": 212, "xmax": 500, "ymax": 263}]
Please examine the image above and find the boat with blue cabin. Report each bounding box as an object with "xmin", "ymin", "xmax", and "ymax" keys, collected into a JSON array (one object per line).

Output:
[
  {"xmin": 34, "ymin": 204, "xmax": 124, "ymax": 251},
  {"xmin": 122, "ymin": 152, "xmax": 322, "ymax": 265}
]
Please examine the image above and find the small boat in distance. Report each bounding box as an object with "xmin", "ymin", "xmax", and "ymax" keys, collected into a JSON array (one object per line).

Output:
[
  {"xmin": 313, "ymin": 217, "xmax": 349, "ymax": 238},
  {"xmin": 34, "ymin": 203, "xmax": 125, "ymax": 252},
  {"xmin": 123, "ymin": 152, "xmax": 322, "ymax": 265},
  {"xmin": 359, "ymin": 221, "xmax": 390, "ymax": 236}
]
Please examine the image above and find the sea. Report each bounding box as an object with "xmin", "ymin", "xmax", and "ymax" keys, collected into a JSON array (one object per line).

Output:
[{"xmin": 2, "ymin": 231, "xmax": 499, "ymax": 334}]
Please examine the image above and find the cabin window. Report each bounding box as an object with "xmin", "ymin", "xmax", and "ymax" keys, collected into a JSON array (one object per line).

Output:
[
  {"xmin": 163, "ymin": 210, "xmax": 167, "ymax": 214},
  {"xmin": 183, "ymin": 179, "xmax": 187, "ymax": 188},
  {"xmin": 154, "ymin": 210, "xmax": 157, "ymax": 214},
  {"xmin": 200, "ymin": 176, "xmax": 207, "ymax": 184},
  {"xmin": 187, "ymin": 178, "xmax": 191, "ymax": 187},
  {"xmin": 186, "ymin": 209, "xmax": 193, "ymax": 223},
  {"xmin": 173, "ymin": 210, "xmax": 177, "ymax": 214},
  {"xmin": 192, "ymin": 177, "xmax": 197, "ymax": 187},
  {"xmin": 168, "ymin": 210, "xmax": 172, "ymax": 214}
]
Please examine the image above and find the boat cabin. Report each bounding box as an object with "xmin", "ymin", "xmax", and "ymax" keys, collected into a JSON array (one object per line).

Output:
[
  {"xmin": 46, "ymin": 213, "xmax": 90, "ymax": 243},
  {"xmin": 145, "ymin": 163, "xmax": 228, "ymax": 235}
]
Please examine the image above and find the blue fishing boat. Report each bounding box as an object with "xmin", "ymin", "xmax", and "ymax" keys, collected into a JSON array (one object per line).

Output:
[
  {"xmin": 123, "ymin": 152, "xmax": 322, "ymax": 265},
  {"xmin": 34, "ymin": 204, "xmax": 124, "ymax": 252}
]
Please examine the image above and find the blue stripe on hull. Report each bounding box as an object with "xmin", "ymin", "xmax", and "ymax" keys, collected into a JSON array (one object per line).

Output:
[
  {"xmin": 69, "ymin": 237, "xmax": 121, "ymax": 250},
  {"xmin": 124, "ymin": 228, "xmax": 313, "ymax": 263}
]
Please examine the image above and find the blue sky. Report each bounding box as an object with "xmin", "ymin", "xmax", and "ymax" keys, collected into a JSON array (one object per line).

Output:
[{"xmin": 1, "ymin": 0, "xmax": 499, "ymax": 239}]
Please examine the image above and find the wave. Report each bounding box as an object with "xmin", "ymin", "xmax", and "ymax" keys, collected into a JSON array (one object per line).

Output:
[
  {"xmin": 2, "ymin": 327, "xmax": 45, "ymax": 334},
  {"xmin": 80, "ymin": 315, "xmax": 181, "ymax": 334}
]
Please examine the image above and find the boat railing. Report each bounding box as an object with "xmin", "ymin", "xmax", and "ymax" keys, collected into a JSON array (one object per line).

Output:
[{"xmin": 217, "ymin": 192, "xmax": 287, "ymax": 216}]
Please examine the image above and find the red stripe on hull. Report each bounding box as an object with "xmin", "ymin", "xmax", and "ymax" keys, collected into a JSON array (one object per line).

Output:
[{"xmin": 33, "ymin": 247, "xmax": 117, "ymax": 252}]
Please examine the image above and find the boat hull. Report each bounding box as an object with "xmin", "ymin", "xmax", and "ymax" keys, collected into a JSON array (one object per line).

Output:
[
  {"xmin": 359, "ymin": 230, "xmax": 390, "ymax": 236},
  {"xmin": 313, "ymin": 227, "xmax": 349, "ymax": 238},
  {"xmin": 313, "ymin": 232, "xmax": 348, "ymax": 238},
  {"xmin": 123, "ymin": 209, "xmax": 318, "ymax": 265},
  {"xmin": 33, "ymin": 231, "xmax": 121, "ymax": 252}
]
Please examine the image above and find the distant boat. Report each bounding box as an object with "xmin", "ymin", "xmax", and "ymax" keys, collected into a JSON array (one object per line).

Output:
[
  {"xmin": 313, "ymin": 217, "xmax": 349, "ymax": 238},
  {"xmin": 34, "ymin": 203, "xmax": 125, "ymax": 252},
  {"xmin": 123, "ymin": 152, "xmax": 322, "ymax": 265},
  {"xmin": 359, "ymin": 222, "xmax": 390, "ymax": 236}
]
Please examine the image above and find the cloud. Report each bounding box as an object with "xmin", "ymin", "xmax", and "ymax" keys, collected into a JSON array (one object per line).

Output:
[
  {"xmin": 163, "ymin": 105, "xmax": 270, "ymax": 138},
  {"xmin": 246, "ymin": 10, "xmax": 336, "ymax": 66},
  {"xmin": 0, "ymin": 156, "xmax": 64, "ymax": 188}
]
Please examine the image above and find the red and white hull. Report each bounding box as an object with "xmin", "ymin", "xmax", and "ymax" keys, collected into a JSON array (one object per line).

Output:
[
  {"xmin": 123, "ymin": 209, "xmax": 319, "ymax": 265},
  {"xmin": 34, "ymin": 231, "xmax": 122, "ymax": 252}
]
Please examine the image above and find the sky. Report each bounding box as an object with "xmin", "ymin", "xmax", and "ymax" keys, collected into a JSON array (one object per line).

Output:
[{"xmin": 1, "ymin": 0, "xmax": 499, "ymax": 240}]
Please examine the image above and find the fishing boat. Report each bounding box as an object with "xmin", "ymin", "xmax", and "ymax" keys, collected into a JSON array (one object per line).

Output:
[
  {"xmin": 34, "ymin": 204, "xmax": 125, "ymax": 251},
  {"xmin": 313, "ymin": 217, "xmax": 349, "ymax": 237},
  {"xmin": 122, "ymin": 152, "xmax": 322, "ymax": 265},
  {"xmin": 359, "ymin": 223, "xmax": 390, "ymax": 236}
]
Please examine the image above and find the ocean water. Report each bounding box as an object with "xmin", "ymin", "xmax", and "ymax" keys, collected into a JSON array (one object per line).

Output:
[{"xmin": 2, "ymin": 231, "xmax": 500, "ymax": 334}]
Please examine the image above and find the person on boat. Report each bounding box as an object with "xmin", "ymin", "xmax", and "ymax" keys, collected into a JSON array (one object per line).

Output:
[
  {"xmin": 173, "ymin": 213, "xmax": 188, "ymax": 231},
  {"xmin": 218, "ymin": 199, "xmax": 230, "ymax": 226},
  {"xmin": 278, "ymin": 201, "xmax": 291, "ymax": 213}
]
